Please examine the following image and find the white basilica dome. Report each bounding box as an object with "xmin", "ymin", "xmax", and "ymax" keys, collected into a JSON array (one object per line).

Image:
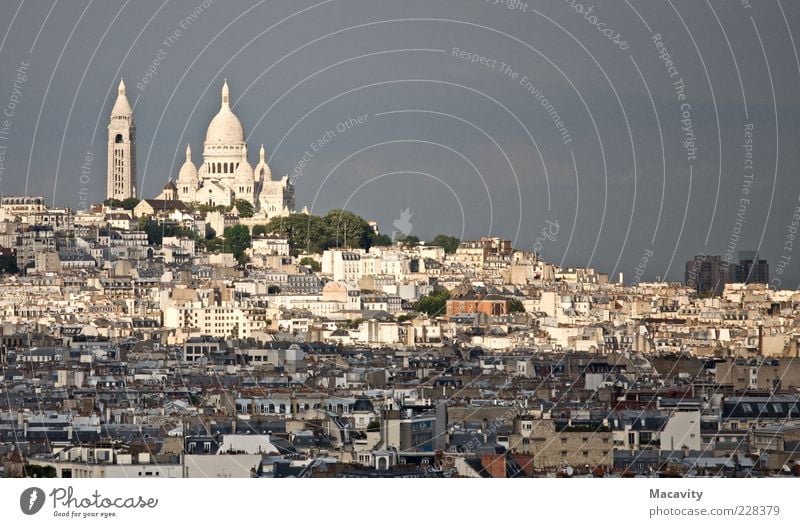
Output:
[
  {"xmin": 205, "ymin": 80, "xmax": 244, "ymax": 144},
  {"xmin": 178, "ymin": 144, "xmax": 198, "ymax": 182}
]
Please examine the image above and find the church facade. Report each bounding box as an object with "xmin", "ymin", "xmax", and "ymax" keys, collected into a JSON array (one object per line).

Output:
[
  {"xmin": 175, "ymin": 80, "xmax": 294, "ymax": 218},
  {"xmin": 107, "ymin": 78, "xmax": 294, "ymax": 219}
]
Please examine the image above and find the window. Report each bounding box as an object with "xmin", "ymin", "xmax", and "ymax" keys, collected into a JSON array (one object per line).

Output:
[{"xmin": 203, "ymin": 442, "xmax": 211, "ymax": 453}]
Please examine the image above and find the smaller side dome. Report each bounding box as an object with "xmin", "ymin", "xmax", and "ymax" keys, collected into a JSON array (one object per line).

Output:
[
  {"xmin": 234, "ymin": 144, "xmax": 253, "ymax": 181},
  {"xmin": 178, "ymin": 144, "xmax": 198, "ymax": 183}
]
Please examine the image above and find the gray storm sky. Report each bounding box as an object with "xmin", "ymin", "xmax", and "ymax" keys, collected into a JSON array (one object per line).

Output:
[{"xmin": 0, "ymin": 0, "xmax": 799, "ymax": 286}]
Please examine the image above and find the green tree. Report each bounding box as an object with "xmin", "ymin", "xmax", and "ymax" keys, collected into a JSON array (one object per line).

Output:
[
  {"xmin": 0, "ymin": 253, "xmax": 18, "ymax": 274},
  {"xmin": 23, "ymin": 464, "xmax": 57, "ymax": 478},
  {"xmin": 414, "ymin": 289, "xmax": 450, "ymax": 317},
  {"xmin": 121, "ymin": 197, "xmax": 140, "ymax": 210},
  {"xmin": 262, "ymin": 213, "xmax": 326, "ymax": 255},
  {"xmin": 192, "ymin": 203, "xmax": 228, "ymax": 214},
  {"xmin": 325, "ymin": 209, "xmax": 373, "ymax": 250},
  {"xmin": 223, "ymin": 224, "xmax": 251, "ymax": 264},
  {"xmin": 252, "ymin": 224, "xmax": 268, "ymax": 236},
  {"xmin": 299, "ymin": 257, "xmax": 321, "ymax": 272},
  {"xmin": 508, "ymin": 298, "xmax": 525, "ymax": 313},
  {"xmin": 201, "ymin": 237, "xmax": 224, "ymax": 253},
  {"xmin": 397, "ymin": 234, "xmax": 420, "ymax": 247},
  {"xmin": 139, "ymin": 217, "xmax": 163, "ymax": 245},
  {"xmin": 260, "ymin": 209, "xmax": 384, "ymax": 255},
  {"xmin": 139, "ymin": 218, "xmax": 195, "ymax": 245},
  {"xmin": 431, "ymin": 234, "xmax": 460, "ymax": 254},
  {"xmin": 103, "ymin": 198, "xmax": 123, "ymax": 208},
  {"xmin": 234, "ymin": 199, "xmax": 254, "ymax": 218},
  {"xmin": 370, "ymin": 233, "xmax": 393, "ymax": 246}
]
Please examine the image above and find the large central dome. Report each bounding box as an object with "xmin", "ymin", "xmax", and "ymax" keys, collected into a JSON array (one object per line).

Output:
[{"xmin": 205, "ymin": 80, "xmax": 244, "ymax": 144}]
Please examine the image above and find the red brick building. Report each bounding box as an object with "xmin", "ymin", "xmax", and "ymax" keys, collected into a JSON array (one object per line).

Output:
[{"xmin": 446, "ymin": 285, "xmax": 508, "ymax": 318}]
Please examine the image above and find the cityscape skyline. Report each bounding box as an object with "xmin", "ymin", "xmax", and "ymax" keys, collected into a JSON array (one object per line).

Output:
[
  {"xmin": 5, "ymin": 1, "xmax": 800, "ymax": 500},
  {"xmin": 1, "ymin": 1, "xmax": 799, "ymax": 285}
]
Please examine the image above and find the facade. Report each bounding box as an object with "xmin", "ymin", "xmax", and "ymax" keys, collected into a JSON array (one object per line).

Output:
[
  {"xmin": 685, "ymin": 255, "xmax": 729, "ymax": 295},
  {"xmin": 107, "ymin": 79, "xmax": 136, "ymax": 200},
  {"xmin": 176, "ymin": 81, "xmax": 294, "ymax": 217},
  {"xmin": 735, "ymin": 251, "xmax": 769, "ymax": 284}
]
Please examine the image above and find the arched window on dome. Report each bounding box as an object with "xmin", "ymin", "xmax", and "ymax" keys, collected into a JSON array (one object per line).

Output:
[
  {"xmin": 114, "ymin": 134, "xmax": 123, "ymax": 143},
  {"xmin": 216, "ymin": 162, "xmax": 221, "ymax": 174}
]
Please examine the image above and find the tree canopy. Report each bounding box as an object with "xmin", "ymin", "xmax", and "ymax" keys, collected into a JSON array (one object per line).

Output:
[
  {"xmin": 121, "ymin": 197, "xmax": 140, "ymax": 210},
  {"xmin": 414, "ymin": 289, "xmax": 450, "ymax": 317},
  {"xmin": 508, "ymin": 298, "xmax": 526, "ymax": 313},
  {"xmin": 397, "ymin": 234, "xmax": 420, "ymax": 247},
  {"xmin": 138, "ymin": 217, "xmax": 194, "ymax": 245},
  {"xmin": 234, "ymin": 199, "xmax": 254, "ymax": 218},
  {"xmin": 299, "ymin": 257, "xmax": 321, "ymax": 272},
  {"xmin": 0, "ymin": 253, "xmax": 18, "ymax": 274},
  {"xmin": 371, "ymin": 233, "xmax": 392, "ymax": 246},
  {"xmin": 260, "ymin": 209, "xmax": 384, "ymax": 256},
  {"xmin": 223, "ymin": 224, "xmax": 251, "ymax": 264},
  {"xmin": 191, "ymin": 203, "xmax": 228, "ymax": 214},
  {"xmin": 431, "ymin": 234, "xmax": 460, "ymax": 254},
  {"xmin": 104, "ymin": 197, "xmax": 140, "ymax": 210}
]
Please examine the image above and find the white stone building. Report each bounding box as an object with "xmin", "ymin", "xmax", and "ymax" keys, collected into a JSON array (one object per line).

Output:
[
  {"xmin": 107, "ymin": 80, "xmax": 136, "ymax": 200},
  {"xmin": 176, "ymin": 80, "xmax": 294, "ymax": 218}
]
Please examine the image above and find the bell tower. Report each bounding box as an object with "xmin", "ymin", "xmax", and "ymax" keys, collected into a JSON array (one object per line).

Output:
[{"xmin": 107, "ymin": 78, "xmax": 136, "ymax": 200}]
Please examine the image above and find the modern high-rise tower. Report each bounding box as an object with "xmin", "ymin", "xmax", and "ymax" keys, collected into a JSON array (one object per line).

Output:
[{"xmin": 106, "ymin": 79, "xmax": 136, "ymax": 200}]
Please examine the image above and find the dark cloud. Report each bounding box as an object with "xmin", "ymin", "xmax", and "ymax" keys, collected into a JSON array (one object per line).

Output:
[{"xmin": 0, "ymin": 0, "xmax": 798, "ymax": 285}]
